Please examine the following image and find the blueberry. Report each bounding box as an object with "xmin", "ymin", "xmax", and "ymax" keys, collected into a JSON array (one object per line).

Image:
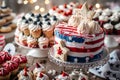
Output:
[
  {"xmin": 31, "ymin": 13, "xmax": 34, "ymax": 17},
  {"xmin": 25, "ymin": 20, "xmax": 29, "ymax": 23},
  {"xmin": 38, "ymin": 22, "xmax": 43, "ymax": 26},
  {"xmin": 34, "ymin": 22, "xmax": 37, "ymax": 25},
  {"xmin": 22, "ymin": 16, "xmax": 26, "ymax": 20},
  {"xmin": 46, "ymin": 13, "xmax": 50, "ymax": 16},
  {"xmin": 47, "ymin": 22, "xmax": 51, "ymax": 25},
  {"xmin": 37, "ymin": 14, "xmax": 41, "ymax": 18},
  {"xmin": 44, "ymin": 15, "xmax": 47, "ymax": 18},
  {"xmin": 45, "ymin": 18, "xmax": 50, "ymax": 21},
  {"xmin": 0, "ymin": 16, "xmax": 2, "ymax": 19},
  {"xmin": 28, "ymin": 18, "xmax": 33, "ymax": 21},
  {"xmin": 53, "ymin": 16, "xmax": 57, "ymax": 21}
]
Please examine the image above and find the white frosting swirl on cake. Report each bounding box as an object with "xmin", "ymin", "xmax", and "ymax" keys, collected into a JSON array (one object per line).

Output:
[
  {"xmin": 93, "ymin": 12, "xmax": 100, "ymax": 19},
  {"xmin": 38, "ymin": 37, "xmax": 49, "ymax": 44},
  {"xmin": 19, "ymin": 70, "xmax": 33, "ymax": 80},
  {"xmin": 95, "ymin": 9, "xmax": 102, "ymax": 14},
  {"xmin": 103, "ymin": 23, "xmax": 113, "ymax": 29},
  {"xmin": 36, "ymin": 73, "xmax": 49, "ymax": 80},
  {"xmin": 17, "ymin": 18, "xmax": 23, "ymax": 28},
  {"xmin": 68, "ymin": 15, "xmax": 81, "ymax": 27},
  {"xmin": 115, "ymin": 23, "xmax": 120, "ymax": 30},
  {"xmin": 99, "ymin": 15, "xmax": 109, "ymax": 21},
  {"xmin": 29, "ymin": 23, "xmax": 41, "ymax": 31},
  {"xmin": 89, "ymin": 21, "xmax": 101, "ymax": 34},
  {"xmin": 77, "ymin": 20, "xmax": 90, "ymax": 34}
]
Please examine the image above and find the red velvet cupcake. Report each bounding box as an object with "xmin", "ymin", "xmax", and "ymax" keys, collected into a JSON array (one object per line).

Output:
[
  {"xmin": 11, "ymin": 55, "xmax": 27, "ymax": 69},
  {"xmin": 115, "ymin": 23, "xmax": 120, "ymax": 35},
  {"xmin": 2, "ymin": 61, "xmax": 19, "ymax": 75},
  {"xmin": 0, "ymin": 51, "xmax": 11, "ymax": 63},
  {"xmin": 98, "ymin": 15, "xmax": 109, "ymax": 27},
  {"xmin": 0, "ymin": 67, "xmax": 11, "ymax": 80},
  {"xmin": 103, "ymin": 23, "xmax": 113, "ymax": 35}
]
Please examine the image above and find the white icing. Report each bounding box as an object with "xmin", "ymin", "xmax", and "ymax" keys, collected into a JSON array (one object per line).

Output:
[
  {"xmin": 103, "ymin": 23, "xmax": 113, "ymax": 29},
  {"xmin": 110, "ymin": 15, "xmax": 119, "ymax": 22},
  {"xmin": 33, "ymin": 65, "xmax": 45, "ymax": 75},
  {"xmin": 93, "ymin": 12, "xmax": 100, "ymax": 19},
  {"xmin": 42, "ymin": 22, "xmax": 53, "ymax": 31},
  {"xmin": 15, "ymin": 28, "xmax": 21, "ymax": 36},
  {"xmin": 115, "ymin": 23, "xmax": 120, "ymax": 30},
  {"xmin": 99, "ymin": 15, "xmax": 109, "ymax": 21},
  {"xmin": 25, "ymin": 13, "xmax": 31, "ymax": 19},
  {"xmin": 19, "ymin": 33, "xmax": 27, "ymax": 41},
  {"xmin": 21, "ymin": 21, "xmax": 29, "ymax": 30},
  {"xmin": 29, "ymin": 23, "xmax": 41, "ymax": 31},
  {"xmin": 27, "ymin": 36, "xmax": 37, "ymax": 43},
  {"xmin": 89, "ymin": 21, "xmax": 101, "ymax": 34},
  {"xmin": 38, "ymin": 37, "xmax": 49, "ymax": 44},
  {"xmin": 19, "ymin": 71, "xmax": 33, "ymax": 80},
  {"xmin": 17, "ymin": 18, "xmax": 23, "ymax": 28},
  {"xmin": 59, "ymin": 5, "xmax": 65, "ymax": 10},
  {"xmin": 60, "ymin": 15, "xmax": 69, "ymax": 21},
  {"xmin": 36, "ymin": 73, "xmax": 49, "ymax": 80},
  {"xmin": 95, "ymin": 9, "xmax": 102, "ymax": 14},
  {"xmin": 113, "ymin": 12, "xmax": 120, "ymax": 17},
  {"xmin": 77, "ymin": 20, "xmax": 90, "ymax": 34},
  {"xmin": 102, "ymin": 8, "xmax": 112, "ymax": 16},
  {"xmin": 49, "ymin": 9, "xmax": 56, "ymax": 15},
  {"xmin": 56, "ymin": 75, "xmax": 71, "ymax": 80}
]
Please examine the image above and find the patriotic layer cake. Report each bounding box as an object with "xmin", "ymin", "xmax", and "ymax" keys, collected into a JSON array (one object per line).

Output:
[{"xmin": 53, "ymin": 2, "xmax": 105, "ymax": 63}]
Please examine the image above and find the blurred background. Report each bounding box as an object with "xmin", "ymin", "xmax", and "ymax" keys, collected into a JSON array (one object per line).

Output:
[{"xmin": 0, "ymin": 0, "xmax": 120, "ymax": 14}]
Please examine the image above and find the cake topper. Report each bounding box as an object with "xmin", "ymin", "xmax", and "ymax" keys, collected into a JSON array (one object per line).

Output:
[{"xmin": 54, "ymin": 40, "xmax": 69, "ymax": 61}]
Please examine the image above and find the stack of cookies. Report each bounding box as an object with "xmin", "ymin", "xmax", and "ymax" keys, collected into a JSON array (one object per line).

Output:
[{"xmin": 0, "ymin": 1, "xmax": 16, "ymax": 33}]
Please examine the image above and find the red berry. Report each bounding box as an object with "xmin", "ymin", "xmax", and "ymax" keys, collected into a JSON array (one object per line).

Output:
[
  {"xmin": 64, "ymin": 4, "xmax": 67, "ymax": 8},
  {"xmin": 39, "ymin": 72, "xmax": 44, "ymax": 78}
]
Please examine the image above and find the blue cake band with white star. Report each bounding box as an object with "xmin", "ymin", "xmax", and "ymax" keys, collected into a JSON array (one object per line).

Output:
[{"xmin": 67, "ymin": 50, "xmax": 103, "ymax": 63}]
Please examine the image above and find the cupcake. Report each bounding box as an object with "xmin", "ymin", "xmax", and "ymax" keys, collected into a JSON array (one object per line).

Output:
[
  {"xmin": 103, "ymin": 23, "xmax": 113, "ymax": 35},
  {"xmin": 110, "ymin": 15, "xmax": 119, "ymax": 25},
  {"xmin": 27, "ymin": 36, "xmax": 38, "ymax": 48},
  {"xmin": 38, "ymin": 36, "xmax": 49, "ymax": 49},
  {"xmin": 33, "ymin": 63, "xmax": 45, "ymax": 79},
  {"xmin": 29, "ymin": 22, "xmax": 42, "ymax": 39},
  {"xmin": 0, "ymin": 51, "xmax": 11, "ymax": 63},
  {"xmin": 11, "ymin": 55, "xmax": 27, "ymax": 69},
  {"xmin": 20, "ymin": 20, "xmax": 30, "ymax": 36},
  {"xmin": 19, "ymin": 33, "xmax": 27, "ymax": 46},
  {"xmin": 98, "ymin": 15, "xmax": 109, "ymax": 27},
  {"xmin": 2, "ymin": 61, "xmax": 19, "ymax": 75},
  {"xmin": 102, "ymin": 8, "xmax": 112, "ymax": 17},
  {"xmin": 55, "ymin": 71, "xmax": 71, "ymax": 80},
  {"xmin": 17, "ymin": 16, "xmax": 26, "ymax": 31},
  {"xmin": 14, "ymin": 28, "xmax": 21, "ymax": 42},
  {"xmin": 42, "ymin": 22, "xmax": 54, "ymax": 39},
  {"xmin": 114, "ymin": 23, "xmax": 120, "ymax": 35},
  {"xmin": 36, "ymin": 72, "xmax": 49, "ymax": 80},
  {"xmin": 0, "ymin": 67, "xmax": 11, "ymax": 80},
  {"xmin": 18, "ymin": 67, "xmax": 33, "ymax": 80}
]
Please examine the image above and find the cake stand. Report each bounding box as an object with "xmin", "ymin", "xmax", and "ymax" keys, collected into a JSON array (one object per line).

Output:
[
  {"xmin": 48, "ymin": 47, "xmax": 109, "ymax": 69},
  {"xmin": 15, "ymin": 41, "xmax": 49, "ymax": 58}
]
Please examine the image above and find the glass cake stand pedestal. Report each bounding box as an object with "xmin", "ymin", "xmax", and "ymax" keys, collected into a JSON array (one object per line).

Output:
[
  {"xmin": 15, "ymin": 41, "xmax": 49, "ymax": 65},
  {"xmin": 48, "ymin": 47, "xmax": 109, "ymax": 79}
]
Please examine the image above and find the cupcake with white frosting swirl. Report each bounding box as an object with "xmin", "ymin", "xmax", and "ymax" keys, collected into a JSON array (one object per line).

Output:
[
  {"xmin": 98, "ymin": 15, "xmax": 109, "ymax": 27},
  {"xmin": 103, "ymin": 23, "xmax": 113, "ymax": 35},
  {"xmin": 27, "ymin": 36, "xmax": 38, "ymax": 48},
  {"xmin": 20, "ymin": 20, "xmax": 30, "ymax": 36},
  {"xmin": 42, "ymin": 21, "xmax": 54, "ymax": 39},
  {"xmin": 29, "ymin": 22, "xmax": 42, "ymax": 39},
  {"xmin": 36, "ymin": 72, "xmax": 49, "ymax": 80},
  {"xmin": 55, "ymin": 71, "xmax": 71, "ymax": 80},
  {"xmin": 38, "ymin": 36, "xmax": 49, "ymax": 49},
  {"xmin": 115, "ymin": 23, "xmax": 120, "ymax": 35}
]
